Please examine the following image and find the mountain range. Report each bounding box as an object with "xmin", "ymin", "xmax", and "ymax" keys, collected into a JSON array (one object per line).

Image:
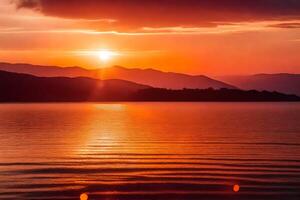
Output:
[
  {"xmin": 1, "ymin": 70, "xmax": 299, "ymax": 102},
  {"xmin": 219, "ymin": 74, "xmax": 300, "ymax": 96},
  {"xmin": 0, "ymin": 62, "xmax": 235, "ymax": 90},
  {"xmin": 0, "ymin": 62, "xmax": 300, "ymax": 96}
]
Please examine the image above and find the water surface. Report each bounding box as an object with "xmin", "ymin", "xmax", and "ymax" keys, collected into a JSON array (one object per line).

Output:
[{"xmin": 0, "ymin": 103, "xmax": 300, "ymax": 200}]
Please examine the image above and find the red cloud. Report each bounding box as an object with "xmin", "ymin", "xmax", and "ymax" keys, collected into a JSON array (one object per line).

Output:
[{"xmin": 15, "ymin": 0, "xmax": 300, "ymax": 29}]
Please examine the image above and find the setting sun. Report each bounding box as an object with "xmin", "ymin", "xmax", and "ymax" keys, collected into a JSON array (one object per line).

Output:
[{"xmin": 98, "ymin": 50, "xmax": 117, "ymax": 62}]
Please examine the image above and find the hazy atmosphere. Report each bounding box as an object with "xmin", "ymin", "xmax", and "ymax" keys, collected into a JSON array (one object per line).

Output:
[
  {"xmin": 0, "ymin": 0, "xmax": 299, "ymax": 75},
  {"xmin": 1, "ymin": 1, "xmax": 300, "ymax": 200}
]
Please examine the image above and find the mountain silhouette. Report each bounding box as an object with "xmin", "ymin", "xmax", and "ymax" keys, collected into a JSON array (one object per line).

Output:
[
  {"xmin": 0, "ymin": 70, "xmax": 299, "ymax": 102},
  {"xmin": 0, "ymin": 70, "xmax": 149, "ymax": 102},
  {"xmin": 98, "ymin": 66, "xmax": 236, "ymax": 89},
  {"xmin": 133, "ymin": 88, "xmax": 300, "ymax": 102},
  {"xmin": 220, "ymin": 74, "xmax": 300, "ymax": 96},
  {"xmin": 0, "ymin": 62, "xmax": 94, "ymax": 77},
  {"xmin": 2, "ymin": 62, "xmax": 300, "ymax": 96},
  {"xmin": 0, "ymin": 62, "xmax": 235, "ymax": 90}
]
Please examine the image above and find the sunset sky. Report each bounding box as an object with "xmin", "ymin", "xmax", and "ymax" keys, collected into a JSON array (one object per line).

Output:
[{"xmin": 0, "ymin": 0, "xmax": 300, "ymax": 75}]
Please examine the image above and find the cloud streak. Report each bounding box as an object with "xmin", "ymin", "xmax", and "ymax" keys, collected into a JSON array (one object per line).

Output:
[
  {"xmin": 14, "ymin": 0, "xmax": 300, "ymax": 30},
  {"xmin": 269, "ymin": 22, "xmax": 300, "ymax": 29},
  {"xmin": 0, "ymin": 22, "xmax": 278, "ymax": 36}
]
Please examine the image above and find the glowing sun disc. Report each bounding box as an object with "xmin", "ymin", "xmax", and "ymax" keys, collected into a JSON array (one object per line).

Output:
[{"xmin": 98, "ymin": 50, "xmax": 116, "ymax": 61}]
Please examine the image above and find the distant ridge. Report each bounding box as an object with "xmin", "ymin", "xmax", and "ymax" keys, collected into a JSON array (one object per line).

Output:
[
  {"xmin": 100, "ymin": 65, "xmax": 236, "ymax": 90},
  {"xmin": 0, "ymin": 62, "xmax": 235, "ymax": 90},
  {"xmin": 0, "ymin": 62, "xmax": 94, "ymax": 78},
  {"xmin": 2, "ymin": 62, "xmax": 300, "ymax": 96},
  {"xmin": 219, "ymin": 74, "xmax": 300, "ymax": 96},
  {"xmin": 0, "ymin": 70, "xmax": 299, "ymax": 102}
]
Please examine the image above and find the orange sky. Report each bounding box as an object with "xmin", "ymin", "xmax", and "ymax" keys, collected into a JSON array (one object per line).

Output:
[{"xmin": 0, "ymin": 0, "xmax": 300, "ymax": 75}]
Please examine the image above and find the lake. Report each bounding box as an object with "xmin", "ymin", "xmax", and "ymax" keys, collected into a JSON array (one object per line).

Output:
[{"xmin": 0, "ymin": 103, "xmax": 300, "ymax": 200}]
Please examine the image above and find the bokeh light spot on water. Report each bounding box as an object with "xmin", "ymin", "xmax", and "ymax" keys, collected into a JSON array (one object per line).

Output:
[
  {"xmin": 80, "ymin": 193, "xmax": 88, "ymax": 200},
  {"xmin": 233, "ymin": 184, "xmax": 240, "ymax": 192}
]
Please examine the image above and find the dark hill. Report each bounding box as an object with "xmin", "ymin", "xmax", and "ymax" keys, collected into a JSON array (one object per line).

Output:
[
  {"xmin": 0, "ymin": 70, "xmax": 150, "ymax": 102},
  {"xmin": 0, "ymin": 70, "xmax": 299, "ymax": 102},
  {"xmin": 133, "ymin": 88, "xmax": 300, "ymax": 102}
]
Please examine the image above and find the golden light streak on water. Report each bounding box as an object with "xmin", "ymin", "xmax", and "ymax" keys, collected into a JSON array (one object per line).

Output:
[{"xmin": 0, "ymin": 103, "xmax": 300, "ymax": 199}]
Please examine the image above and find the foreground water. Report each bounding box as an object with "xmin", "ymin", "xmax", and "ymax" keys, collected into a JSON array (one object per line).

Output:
[{"xmin": 0, "ymin": 103, "xmax": 300, "ymax": 200}]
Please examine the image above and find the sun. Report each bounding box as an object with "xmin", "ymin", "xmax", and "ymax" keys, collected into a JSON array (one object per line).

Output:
[{"xmin": 98, "ymin": 50, "xmax": 117, "ymax": 62}]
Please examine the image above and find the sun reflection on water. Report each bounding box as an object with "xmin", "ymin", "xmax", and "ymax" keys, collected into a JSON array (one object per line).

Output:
[
  {"xmin": 94, "ymin": 104, "xmax": 125, "ymax": 111},
  {"xmin": 80, "ymin": 193, "xmax": 88, "ymax": 200},
  {"xmin": 233, "ymin": 184, "xmax": 240, "ymax": 192}
]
